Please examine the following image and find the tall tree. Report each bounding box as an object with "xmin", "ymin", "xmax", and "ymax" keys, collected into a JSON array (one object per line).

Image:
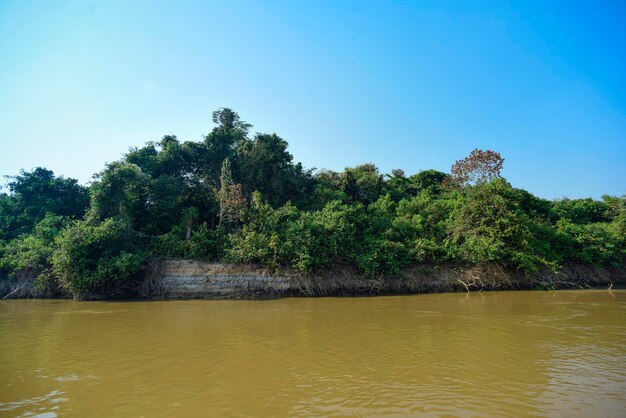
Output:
[
  {"xmin": 217, "ymin": 159, "xmax": 246, "ymax": 229},
  {"xmin": 203, "ymin": 108, "xmax": 251, "ymax": 182},
  {"xmin": 212, "ymin": 107, "xmax": 252, "ymax": 133},
  {"xmin": 343, "ymin": 164, "xmax": 383, "ymax": 205},
  {"xmin": 182, "ymin": 207, "xmax": 200, "ymax": 240},
  {"xmin": 0, "ymin": 168, "xmax": 88, "ymax": 240},
  {"xmin": 447, "ymin": 149, "xmax": 504, "ymax": 189},
  {"xmin": 237, "ymin": 133, "xmax": 314, "ymax": 206},
  {"xmin": 89, "ymin": 162, "xmax": 149, "ymax": 229}
]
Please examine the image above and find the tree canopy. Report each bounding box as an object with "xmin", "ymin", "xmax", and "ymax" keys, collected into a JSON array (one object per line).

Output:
[{"xmin": 1, "ymin": 109, "xmax": 624, "ymax": 298}]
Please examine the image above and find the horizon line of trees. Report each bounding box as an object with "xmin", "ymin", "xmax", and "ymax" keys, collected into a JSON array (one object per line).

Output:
[{"xmin": 1, "ymin": 108, "xmax": 624, "ymax": 298}]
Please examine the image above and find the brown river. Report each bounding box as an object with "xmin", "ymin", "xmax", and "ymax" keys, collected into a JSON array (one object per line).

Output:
[{"xmin": 1, "ymin": 290, "xmax": 625, "ymax": 417}]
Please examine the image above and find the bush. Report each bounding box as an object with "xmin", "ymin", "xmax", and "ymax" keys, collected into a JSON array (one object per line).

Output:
[
  {"xmin": 450, "ymin": 180, "xmax": 546, "ymax": 270},
  {"xmin": 0, "ymin": 214, "xmax": 66, "ymax": 291},
  {"xmin": 354, "ymin": 239, "xmax": 409, "ymax": 277},
  {"xmin": 154, "ymin": 223, "xmax": 225, "ymax": 260},
  {"xmin": 52, "ymin": 216, "xmax": 144, "ymax": 298},
  {"xmin": 556, "ymin": 219, "xmax": 624, "ymax": 265}
]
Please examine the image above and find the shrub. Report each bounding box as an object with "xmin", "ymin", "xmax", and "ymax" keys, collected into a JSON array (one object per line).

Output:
[
  {"xmin": 52, "ymin": 216, "xmax": 144, "ymax": 298},
  {"xmin": 0, "ymin": 214, "xmax": 67, "ymax": 291}
]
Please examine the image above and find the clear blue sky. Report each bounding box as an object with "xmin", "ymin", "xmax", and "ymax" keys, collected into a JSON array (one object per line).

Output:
[{"xmin": 1, "ymin": 0, "xmax": 624, "ymax": 199}]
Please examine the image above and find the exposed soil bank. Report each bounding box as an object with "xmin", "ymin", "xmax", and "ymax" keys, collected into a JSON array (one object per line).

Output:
[
  {"xmin": 148, "ymin": 260, "xmax": 625, "ymax": 299},
  {"xmin": 2, "ymin": 260, "xmax": 624, "ymax": 300}
]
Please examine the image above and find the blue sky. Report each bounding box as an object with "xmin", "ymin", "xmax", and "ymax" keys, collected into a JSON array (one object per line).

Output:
[{"xmin": 0, "ymin": 0, "xmax": 624, "ymax": 199}]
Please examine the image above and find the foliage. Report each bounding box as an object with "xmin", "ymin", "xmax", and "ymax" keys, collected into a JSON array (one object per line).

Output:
[
  {"xmin": 343, "ymin": 163, "xmax": 383, "ymax": 205},
  {"xmin": 154, "ymin": 223, "xmax": 225, "ymax": 260},
  {"xmin": 1, "ymin": 109, "xmax": 624, "ymax": 296},
  {"xmin": 236, "ymin": 133, "xmax": 314, "ymax": 207},
  {"xmin": 0, "ymin": 168, "xmax": 88, "ymax": 240},
  {"xmin": 217, "ymin": 159, "xmax": 246, "ymax": 229},
  {"xmin": 555, "ymin": 219, "xmax": 624, "ymax": 265},
  {"xmin": 552, "ymin": 198, "xmax": 612, "ymax": 224},
  {"xmin": 0, "ymin": 214, "xmax": 67, "ymax": 291},
  {"xmin": 407, "ymin": 170, "xmax": 448, "ymax": 195},
  {"xmin": 447, "ymin": 149, "xmax": 504, "ymax": 189},
  {"xmin": 450, "ymin": 179, "xmax": 545, "ymax": 270},
  {"xmin": 89, "ymin": 162, "xmax": 150, "ymax": 227},
  {"xmin": 51, "ymin": 217, "xmax": 144, "ymax": 298}
]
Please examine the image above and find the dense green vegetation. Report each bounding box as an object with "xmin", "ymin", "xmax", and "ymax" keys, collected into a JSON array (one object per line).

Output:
[{"xmin": 1, "ymin": 109, "xmax": 624, "ymax": 298}]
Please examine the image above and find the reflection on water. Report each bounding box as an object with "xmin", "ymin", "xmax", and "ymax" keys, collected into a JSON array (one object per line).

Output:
[{"xmin": 1, "ymin": 290, "xmax": 625, "ymax": 417}]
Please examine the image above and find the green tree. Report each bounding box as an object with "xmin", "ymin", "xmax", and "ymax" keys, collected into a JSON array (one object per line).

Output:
[
  {"xmin": 217, "ymin": 159, "xmax": 246, "ymax": 229},
  {"xmin": 451, "ymin": 179, "xmax": 543, "ymax": 270},
  {"xmin": 89, "ymin": 162, "xmax": 150, "ymax": 229},
  {"xmin": 0, "ymin": 214, "xmax": 67, "ymax": 292},
  {"xmin": 52, "ymin": 216, "xmax": 144, "ymax": 299},
  {"xmin": 343, "ymin": 164, "xmax": 383, "ymax": 205},
  {"xmin": 407, "ymin": 170, "xmax": 448, "ymax": 195},
  {"xmin": 182, "ymin": 207, "xmax": 200, "ymax": 240},
  {"xmin": 552, "ymin": 198, "xmax": 611, "ymax": 224},
  {"xmin": 0, "ymin": 168, "xmax": 88, "ymax": 240},
  {"xmin": 237, "ymin": 133, "xmax": 314, "ymax": 206},
  {"xmin": 203, "ymin": 108, "xmax": 251, "ymax": 184}
]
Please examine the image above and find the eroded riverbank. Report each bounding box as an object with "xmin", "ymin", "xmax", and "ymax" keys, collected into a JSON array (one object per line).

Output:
[
  {"xmin": 2, "ymin": 260, "xmax": 624, "ymax": 300},
  {"xmin": 151, "ymin": 260, "xmax": 625, "ymax": 299}
]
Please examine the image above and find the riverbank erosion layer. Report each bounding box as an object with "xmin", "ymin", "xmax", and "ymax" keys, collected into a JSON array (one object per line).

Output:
[{"xmin": 2, "ymin": 260, "xmax": 625, "ymax": 300}]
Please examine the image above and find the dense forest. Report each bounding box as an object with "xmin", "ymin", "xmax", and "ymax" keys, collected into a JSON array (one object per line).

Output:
[{"xmin": 1, "ymin": 108, "xmax": 624, "ymax": 298}]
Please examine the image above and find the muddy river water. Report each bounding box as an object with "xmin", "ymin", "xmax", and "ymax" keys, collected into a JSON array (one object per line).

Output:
[{"xmin": 1, "ymin": 290, "xmax": 625, "ymax": 417}]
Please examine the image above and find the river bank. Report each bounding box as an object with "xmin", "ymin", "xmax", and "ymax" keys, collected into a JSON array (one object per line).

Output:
[{"xmin": 2, "ymin": 260, "xmax": 624, "ymax": 300}]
